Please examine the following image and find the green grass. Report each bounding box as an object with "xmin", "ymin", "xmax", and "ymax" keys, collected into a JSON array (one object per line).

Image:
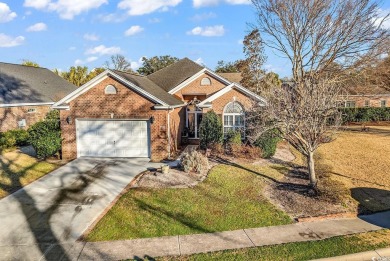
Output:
[
  {"xmin": 0, "ymin": 150, "xmax": 61, "ymax": 198},
  {"xmin": 159, "ymin": 230, "xmax": 390, "ymax": 261},
  {"xmin": 86, "ymin": 164, "xmax": 292, "ymax": 241}
]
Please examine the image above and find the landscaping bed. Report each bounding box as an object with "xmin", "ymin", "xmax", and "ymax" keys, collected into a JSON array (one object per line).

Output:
[{"xmin": 86, "ymin": 163, "xmax": 292, "ymax": 241}]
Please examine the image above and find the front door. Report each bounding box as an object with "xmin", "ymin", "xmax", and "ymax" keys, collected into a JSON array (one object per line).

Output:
[{"xmin": 187, "ymin": 109, "xmax": 202, "ymax": 139}]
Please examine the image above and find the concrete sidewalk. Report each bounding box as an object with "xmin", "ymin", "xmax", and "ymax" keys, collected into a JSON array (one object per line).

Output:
[
  {"xmin": 313, "ymin": 247, "xmax": 390, "ymax": 261},
  {"xmin": 16, "ymin": 210, "xmax": 388, "ymax": 260}
]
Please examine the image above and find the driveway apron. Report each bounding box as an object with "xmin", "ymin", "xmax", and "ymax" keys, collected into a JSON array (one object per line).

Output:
[{"xmin": 0, "ymin": 157, "xmax": 159, "ymax": 261}]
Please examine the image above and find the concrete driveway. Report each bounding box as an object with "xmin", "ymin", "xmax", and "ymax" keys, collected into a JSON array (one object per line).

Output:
[{"xmin": 0, "ymin": 157, "xmax": 160, "ymax": 261}]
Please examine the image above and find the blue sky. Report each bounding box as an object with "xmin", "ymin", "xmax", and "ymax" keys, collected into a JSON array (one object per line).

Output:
[{"xmin": 0, "ymin": 1, "xmax": 389, "ymax": 77}]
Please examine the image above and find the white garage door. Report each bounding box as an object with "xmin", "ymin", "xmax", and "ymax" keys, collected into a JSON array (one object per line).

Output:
[{"xmin": 76, "ymin": 120, "xmax": 150, "ymax": 158}]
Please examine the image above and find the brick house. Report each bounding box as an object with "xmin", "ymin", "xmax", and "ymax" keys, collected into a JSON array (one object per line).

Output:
[
  {"xmin": 0, "ymin": 62, "xmax": 77, "ymax": 132},
  {"xmin": 53, "ymin": 58, "xmax": 265, "ymax": 161},
  {"xmin": 339, "ymin": 86, "xmax": 390, "ymax": 108}
]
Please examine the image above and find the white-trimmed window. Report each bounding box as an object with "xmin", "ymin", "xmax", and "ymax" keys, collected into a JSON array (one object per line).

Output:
[
  {"xmin": 223, "ymin": 102, "xmax": 245, "ymax": 136},
  {"xmin": 200, "ymin": 77, "xmax": 211, "ymax": 86},
  {"xmin": 364, "ymin": 100, "xmax": 370, "ymax": 107},
  {"xmin": 105, "ymin": 85, "xmax": 117, "ymax": 94},
  {"xmin": 345, "ymin": 101, "xmax": 356, "ymax": 108},
  {"xmin": 381, "ymin": 100, "xmax": 387, "ymax": 107}
]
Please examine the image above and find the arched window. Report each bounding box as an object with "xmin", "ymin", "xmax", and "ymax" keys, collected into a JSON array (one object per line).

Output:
[
  {"xmin": 223, "ymin": 102, "xmax": 245, "ymax": 136},
  {"xmin": 105, "ymin": 85, "xmax": 117, "ymax": 94},
  {"xmin": 200, "ymin": 77, "xmax": 211, "ymax": 86}
]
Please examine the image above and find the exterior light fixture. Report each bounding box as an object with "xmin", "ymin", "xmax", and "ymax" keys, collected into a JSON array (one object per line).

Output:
[
  {"xmin": 66, "ymin": 116, "xmax": 73, "ymax": 124},
  {"xmin": 150, "ymin": 116, "xmax": 155, "ymax": 124}
]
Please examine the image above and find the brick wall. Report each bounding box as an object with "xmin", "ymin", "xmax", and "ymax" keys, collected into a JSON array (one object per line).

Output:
[
  {"xmin": 0, "ymin": 105, "xmax": 50, "ymax": 132},
  {"xmin": 206, "ymin": 88, "xmax": 254, "ymax": 115},
  {"xmin": 60, "ymin": 76, "xmax": 169, "ymax": 161},
  {"xmin": 342, "ymin": 95, "xmax": 390, "ymax": 107},
  {"xmin": 173, "ymin": 73, "xmax": 227, "ymax": 101}
]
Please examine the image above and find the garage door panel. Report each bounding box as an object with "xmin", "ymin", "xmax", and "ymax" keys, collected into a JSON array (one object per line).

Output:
[{"xmin": 76, "ymin": 120, "xmax": 150, "ymax": 158}]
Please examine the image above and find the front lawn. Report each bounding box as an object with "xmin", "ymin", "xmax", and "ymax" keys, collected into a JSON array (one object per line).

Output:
[
  {"xmin": 86, "ymin": 164, "xmax": 292, "ymax": 241},
  {"xmin": 159, "ymin": 229, "xmax": 390, "ymax": 261},
  {"xmin": 0, "ymin": 149, "xmax": 62, "ymax": 198}
]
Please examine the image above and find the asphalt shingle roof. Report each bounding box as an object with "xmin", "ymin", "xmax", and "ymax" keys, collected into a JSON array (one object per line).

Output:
[
  {"xmin": 217, "ymin": 72, "xmax": 242, "ymax": 83},
  {"xmin": 0, "ymin": 62, "xmax": 77, "ymax": 105},
  {"xmin": 112, "ymin": 70, "xmax": 184, "ymax": 106},
  {"xmin": 147, "ymin": 58, "xmax": 204, "ymax": 92}
]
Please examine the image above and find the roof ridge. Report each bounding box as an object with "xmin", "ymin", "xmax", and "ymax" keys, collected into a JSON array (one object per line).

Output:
[
  {"xmin": 147, "ymin": 57, "xmax": 203, "ymax": 78},
  {"xmin": 0, "ymin": 61, "xmax": 50, "ymax": 71},
  {"xmin": 111, "ymin": 69, "xmax": 144, "ymax": 77}
]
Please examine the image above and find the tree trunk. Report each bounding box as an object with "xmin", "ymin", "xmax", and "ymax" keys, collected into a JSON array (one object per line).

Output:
[{"xmin": 307, "ymin": 151, "xmax": 317, "ymax": 188}]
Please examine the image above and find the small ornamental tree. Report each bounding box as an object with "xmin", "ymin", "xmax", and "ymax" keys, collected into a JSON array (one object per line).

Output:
[{"xmin": 199, "ymin": 110, "xmax": 223, "ymax": 149}]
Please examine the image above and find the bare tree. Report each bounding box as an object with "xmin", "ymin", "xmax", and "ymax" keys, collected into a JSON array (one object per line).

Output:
[
  {"xmin": 249, "ymin": 0, "xmax": 389, "ymax": 188},
  {"xmin": 105, "ymin": 54, "xmax": 133, "ymax": 72}
]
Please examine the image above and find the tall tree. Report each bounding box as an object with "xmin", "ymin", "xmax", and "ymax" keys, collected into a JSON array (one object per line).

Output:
[
  {"xmin": 104, "ymin": 54, "xmax": 133, "ymax": 72},
  {"xmin": 137, "ymin": 55, "xmax": 179, "ymax": 75},
  {"xmin": 249, "ymin": 0, "xmax": 389, "ymax": 188},
  {"xmin": 22, "ymin": 60, "xmax": 40, "ymax": 67},
  {"xmin": 238, "ymin": 29, "xmax": 267, "ymax": 93},
  {"xmin": 60, "ymin": 66, "xmax": 89, "ymax": 87},
  {"xmin": 215, "ymin": 60, "xmax": 241, "ymax": 73}
]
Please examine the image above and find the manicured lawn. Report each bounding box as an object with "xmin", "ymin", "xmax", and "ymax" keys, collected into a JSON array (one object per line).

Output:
[
  {"xmin": 159, "ymin": 229, "xmax": 390, "ymax": 261},
  {"xmin": 0, "ymin": 149, "xmax": 61, "ymax": 198},
  {"xmin": 86, "ymin": 164, "xmax": 292, "ymax": 241},
  {"xmin": 316, "ymin": 126, "xmax": 390, "ymax": 212}
]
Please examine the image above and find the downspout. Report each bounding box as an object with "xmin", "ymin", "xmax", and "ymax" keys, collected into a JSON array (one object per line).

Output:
[{"xmin": 167, "ymin": 108, "xmax": 174, "ymax": 159}]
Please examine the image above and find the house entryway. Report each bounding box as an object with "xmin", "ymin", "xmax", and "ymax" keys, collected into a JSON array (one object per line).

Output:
[{"xmin": 76, "ymin": 119, "xmax": 150, "ymax": 158}]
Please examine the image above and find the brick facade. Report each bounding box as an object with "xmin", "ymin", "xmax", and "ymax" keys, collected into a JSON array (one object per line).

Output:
[
  {"xmin": 173, "ymin": 73, "xmax": 227, "ymax": 101},
  {"xmin": 60, "ymin": 76, "xmax": 169, "ymax": 161},
  {"xmin": 341, "ymin": 95, "xmax": 390, "ymax": 108},
  {"xmin": 0, "ymin": 105, "xmax": 51, "ymax": 132}
]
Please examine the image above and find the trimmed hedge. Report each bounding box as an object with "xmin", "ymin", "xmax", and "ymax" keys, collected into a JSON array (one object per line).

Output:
[
  {"xmin": 0, "ymin": 129, "xmax": 30, "ymax": 149},
  {"xmin": 254, "ymin": 129, "xmax": 281, "ymax": 159},
  {"xmin": 28, "ymin": 110, "xmax": 61, "ymax": 159},
  {"xmin": 340, "ymin": 108, "xmax": 390, "ymax": 123},
  {"xmin": 199, "ymin": 110, "xmax": 223, "ymax": 149}
]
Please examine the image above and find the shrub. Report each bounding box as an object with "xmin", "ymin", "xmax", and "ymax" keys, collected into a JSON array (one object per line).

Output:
[
  {"xmin": 180, "ymin": 150, "xmax": 210, "ymax": 174},
  {"xmin": 254, "ymin": 129, "xmax": 281, "ymax": 158},
  {"xmin": 8, "ymin": 129, "xmax": 29, "ymax": 146},
  {"xmin": 340, "ymin": 107, "xmax": 390, "ymax": 123},
  {"xmin": 28, "ymin": 111, "xmax": 61, "ymax": 159},
  {"xmin": 0, "ymin": 131, "xmax": 16, "ymax": 149},
  {"xmin": 199, "ymin": 110, "xmax": 223, "ymax": 149},
  {"xmin": 231, "ymin": 144, "xmax": 262, "ymax": 159},
  {"xmin": 225, "ymin": 130, "xmax": 242, "ymax": 146}
]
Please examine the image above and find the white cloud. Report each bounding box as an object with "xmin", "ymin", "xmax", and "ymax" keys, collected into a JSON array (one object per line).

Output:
[
  {"xmin": 26, "ymin": 22, "xmax": 47, "ymax": 32},
  {"xmin": 193, "ymin": 0, "xmax": 250, "ymax": 8},
  {"xmin": 75, "ymin": 56, "xmax": 98, "ymax": 65},
  {"xmin": 24, "ymin": 0, "xmax": 50, "ymax": 9},
  {"xmin": 0, "ymin": 34, "xmax": 25, "ymax": 47},
  {"xmin": 85, "ymin": 45, "xmax": 121, "ymax": 56},
  {"xmin": 190, "ymin": 12, "xmax": 216, "ymax": 22},
  {"xmin": 130, "ymin": 57, "xmax": 144, "ymax": 70},
  {"xmin": 118, "ymin": 0, "xmax": 182, "ymax": 16},
  {"xmin": 374, "ymin": 9, "xmax": 390, "ymax": 29},
  {"xmin": 187, "ymin": 25, "xmax": 225, "ymax": 37},
  {"xmin": 237, "ymin": 39, "xmax": 243, "ymax": 45},
  {"xmin": 124, "ymin": 25, "xmax": 144, "ymax": 36},
  {"xmin": 148, "ymin": 18, "xmax": 161, "ymax": 23},
  {"xmin": 83, "ymin": 33, "xmax": 99, "ymax": 41},
  {"xmin": 98, "ymin": 13, "xmax": 128, "ymax": 23},
  {"xmin": 195, "ymin": 57, "xmax": 204, "ymax": 65},
  {"xmin": 23, "ymin": 0, "xmax": 107, "ymax": 19},
  {"xmin": 0, "ymin": 3, "xmax": 17, "ymax": 23}
]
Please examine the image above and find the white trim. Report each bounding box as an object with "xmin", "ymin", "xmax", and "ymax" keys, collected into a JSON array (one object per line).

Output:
[
  {"xmin": 53, "ymin": 70, "xmax": 172, "ymax": 108},
  {"xmin": 168, "ymin": 68, "xmax": 231, "ymax": 95},
  {"xmin": 197, "ymin": 83, "xmax": 267, "ymax": 107},
  {"xmin": 0, "ymin": 102, "xmax": 54, "ymax": 108},
  {"xmin": 222, "ymin": 101, "xmax": 246, "ymax": 138},
  {"xmin": 52, "ymin": 105, "xmax": 70, "ymax": 110},
  {"xmin": 153, "ymin": 104, "xmax": 186, "ymax": 110}
]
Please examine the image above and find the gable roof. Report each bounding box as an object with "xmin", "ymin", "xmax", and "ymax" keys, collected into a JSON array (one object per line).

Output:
[
  {"xmin": 0, "ymin": 62, "xmax": 77, "ymax": 106},
  {"xmin": 147, "ymin": 58, "xmax": 204, "ymax": 92},
  {"xmin": 53, "ymin": 69, "xmax": 185, "ymax": 109},
  {"xmin": 217, "ymin": 72, "xmax": 242, "ymax": 83}
]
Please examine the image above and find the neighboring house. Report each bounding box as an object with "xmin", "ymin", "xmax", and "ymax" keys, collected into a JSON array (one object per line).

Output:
[
  {"xmin": 0, "ymin": 62, "xmax": 77, "ymax": 132},
  {"xmin": 339, "ymin": 86, "xmax": 390, "ymax": 108},
  {"xmin": 53, "ymin": 58, "xmax": 266, "ymax": 161}
]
